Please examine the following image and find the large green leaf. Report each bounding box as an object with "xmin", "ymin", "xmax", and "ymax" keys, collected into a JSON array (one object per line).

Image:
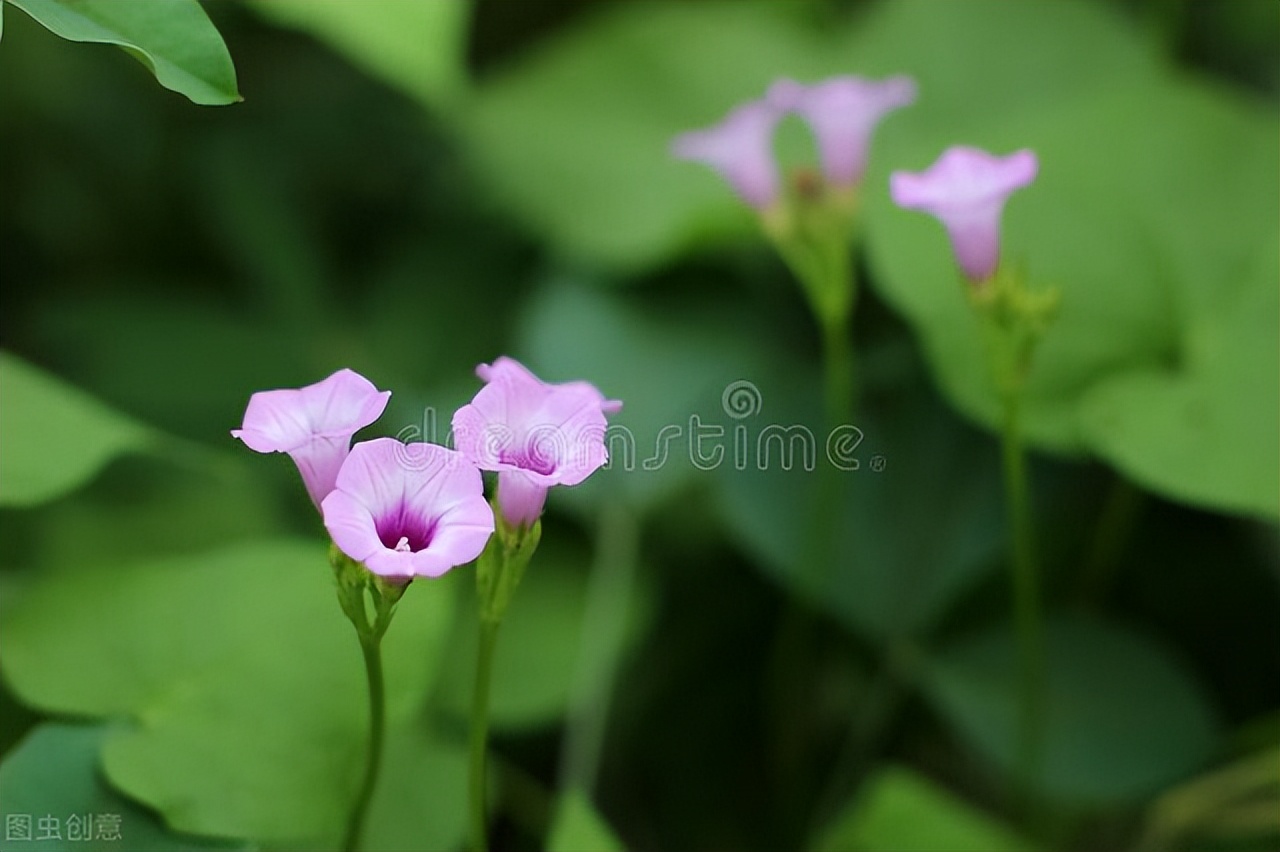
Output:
[
  {"xmin": 546, "ymin": 788, "xmax": 625, "ymax": 852},
  {"xmin": 515, "ymin": 277, "xmax": 771, "ymax": 515},
  {"xmin": 360, "ymin": 724, "xmax": 468, "ymax": 852},
  {"xmin": 463, "ymin": 0, "xmax": 1151, "ymax": 268},
  {"xmin": 5, "ymin": 0, "xmax": 239, "ymax": 105},
  {"xmin": 0, "ymin": 351, "xmax": 154, "ymax": 507},
  {"xmin": 1076, "ymin": 232, "xmax": 1280, "ymax": 519},
  {"xmin": 245, "ymin": 0, "xmax": 468, "ymax": 111},
  {"xmin": 866, "ymin": 77, "xmax": 1279, "ymax": 516},
  {"xmin": 0, "ymin": 540, "xmax": 455, "ymax": 844},
  {"xmin": 433, "ymin": 534, "xmax": 651, "ymax": 732},
  {"xmin": 714, "ymin": 384, "xmax": 1005, "ymax": 643},
  {"xmin": 0, "ymin": 723, "xmax": 245, "ymax": 852},
  {"xmin": 921, "ymin": 616, "xmax": 1220, "ymax": 802},
  {"xmin": 813, "ymin": 766, "xmax": 1034, "ymax": 852}
]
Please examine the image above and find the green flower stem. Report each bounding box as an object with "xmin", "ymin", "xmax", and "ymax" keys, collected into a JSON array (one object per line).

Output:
[
  {"xmin": 330, "ymin": 546, "xmax": 403, "ymax": 852},
  {"xmin": 343, "ymin": 635, "xmax": 386, "ymax": 852},
  {"xmin": 468, "ymin": 515, "xmax": 542, "ymax": 852},
  {"xmin": 820, "ymin": 313, "xmax": 856, "ymax": 431},
  {"xmin": 1000, "ymin": 387, "xmax": 1045, "ymax": 799},
  {"xmin": 468, "ymin": 617, "xmax": 500, "ymax": 852}
]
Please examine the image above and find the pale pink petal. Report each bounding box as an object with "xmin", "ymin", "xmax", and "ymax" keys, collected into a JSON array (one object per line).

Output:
[
  {"xmin": 232, "ymin": 368, "xmax": 390, "ymax": 508},
  {"xmin": 891, "ymin": 147, "xmax": 1038, "ymax": 282},
  {"xmin": 785, "ymin": 75, "xmax": 917, "ymax": 186},
  {"xmin": 452, "ymin": 357, "xmax": 620, "ymax": 527},
  {"xmin": 322, "ymin": 438, "xmax": 493, "ymax": 580},
  {"xmin": 497, "ymin": 471, "xmax": 548, "ymax": 529},
  {"xmin": 671, "ymin": 99, "xmax": 783, "ymax": 209}
]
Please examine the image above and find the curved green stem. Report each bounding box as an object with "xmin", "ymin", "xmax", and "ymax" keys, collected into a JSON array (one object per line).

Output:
[
  {"xmin": 469, "ymin": 619, "xmax": 500, "ymax": 852},
  {"xmin": 1001, "ymin": 389, "xmax": 1045, "ymax": 799},
  {"xmin": 343, "ymin": 637, "xmax": 386, "ymax": 852}
]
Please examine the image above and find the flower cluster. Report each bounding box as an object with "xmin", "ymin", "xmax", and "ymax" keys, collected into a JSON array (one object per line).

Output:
[
  {"xmin": 672, "ymin": 74, "xmax": 917, "ymax": 210},
  {"xmin": 673, "ymin": 75, "xmax": 1040, "ymax": 286},
  {"xmin": 233, "ymin": 359, "xmax": 620, "ymax": 580}
]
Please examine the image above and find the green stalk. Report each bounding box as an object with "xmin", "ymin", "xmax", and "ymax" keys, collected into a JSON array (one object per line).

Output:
[
  {"xmin": 468, "ymin": 619, "xmax": 501, "ymax": 852},
  {"xmin": 820, "ymin": 313, "xmax": 856, "ymax": 430},
  {"xmin": 343, "ymin": 637, "xmax": 386, "ymax": 852},
  {"xmin": 1000, "ymin": 388, "xmax": 1045, "ymax": 799}
]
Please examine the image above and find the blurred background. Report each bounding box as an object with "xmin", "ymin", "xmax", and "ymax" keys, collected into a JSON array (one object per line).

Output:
[{"xmin": 1, "ymin": 1, "xmax": 1277, "ymax": 850}]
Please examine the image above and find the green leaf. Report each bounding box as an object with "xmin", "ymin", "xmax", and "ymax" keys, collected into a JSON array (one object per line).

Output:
[
  {"xmin": 434, "ymin": 534, "xmax": 650, "ymax": 731},
  {"xmin": 463, "ymin": 0, "xmax": 1151, "ymax": 268},
  {"xmin": 865, "ymin": 76, "xmax": 1278, "ymax": 515},
  {"xmin": 546, "ymin": 788, "xmax": 625, "ymax": 852},
  {"xmin": 0, "ymin": 351, "xmax": 153, "ymax": 507},
  {"xmin": 814, "ymin": 766, "xmax": 1035, "ymax": 852},
  {"xmin": 360, "ymin": 724, "xmax": 468, "ymax": 852},
  {"xmin": 0, "ymin": 540, "xmax": 455, "ymax": 844},
  {"xmin": 714, "ymin": 384, "xmax": 1005, "ymax": 643},
  {"xmin": 1076, "ymin": 231, "xmax": 1280, "ymax": 519},
  {"xmin": 0, "ymin": 723, "xmax": 245, "ymax": 852},
  {"xmin": 515, "ymin": 277, "xmax": 771, "ymax": 515},
  {"xmin": 921, "ymin": 616, "xmax": 1220, "ymax": 802},
  {"xmin": 6, "ymin": 0, "xmax": 240, "ymax": 105},
  {"xmin": 245, "ymin": 0, "xmax": 468, "ymax": 111}
]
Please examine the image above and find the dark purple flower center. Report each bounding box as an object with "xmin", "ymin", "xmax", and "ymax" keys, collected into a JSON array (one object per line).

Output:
[{"xmin": 375, "ymin": 502, "xmax": 436, "ymax": 553}]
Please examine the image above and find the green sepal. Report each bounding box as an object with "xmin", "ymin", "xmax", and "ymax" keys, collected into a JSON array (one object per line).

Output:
[
  {"xmin": 762, "ymin": 172, "xmax": 860, "ymax": 333},
  {"xmin": 967, "ymin": 264, "xmax": 1061, "ymax": 396},
  {"xmin": 330, "ymin": 542, "xmax": 407, "ymax": 645},
  {"xmin": 476, "ymin": 514, "xmax": 542, "ymax": 625}
]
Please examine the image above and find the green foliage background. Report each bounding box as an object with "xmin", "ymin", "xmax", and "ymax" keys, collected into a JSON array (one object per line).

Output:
[{"xmin": 0, "ymin": 1, "xmax": 1276, "ymax": 850}]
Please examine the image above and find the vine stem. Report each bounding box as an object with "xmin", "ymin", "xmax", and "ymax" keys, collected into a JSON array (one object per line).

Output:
[
  {"xmin": 468, "ymin": 619, "xmax": 500, "ymax": 852},
  {"xmin": 342, "ymin": 637, "xmax": 386, "ymax": 852},
  {"xmin": 1001, "ymin": 388, "xmax": 1045, "ymax": 802}
]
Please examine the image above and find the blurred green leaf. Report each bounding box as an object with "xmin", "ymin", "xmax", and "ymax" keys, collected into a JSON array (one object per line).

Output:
[
  {"xmin": 0, "ymin": 540, "xmax": 454, "ymax": 844},
  {"xmin": 813, "ymin": 766, "xmax": 1034, "ymax": 852},
  {"xmin": 922, "ymin": 616, "xmax": 1220, "ymax": 802},
  {"xmin": 0, "ymin": 723, "xmax": 245, "ymax": 852},
  {"xmin": 434, "ymin": 534, "xmax": 650, "ymax": 732},
  {"xmin": 516, "ymin": 277, "xmax": 770, "ymax": 515},
  {"xmin": 30, "ymin": 294, "xmax": 317, "ymax": 441},
  {"xmin": 6, "ymin": 0, "xmax": 239, "ymax": 105},
  {"xmin": 0, "ymin": 351, "xmax": 153, "ymax": 507},
  {"xmin": 715, "ymin": 388, "xmax": 1004, "ymax": 643},
  {"xmin": 360, "ymin": 724, "xmax": 467, "ymax": 852},
  {"xmin": 546, "ymin": 788, "xmax": 625, "ymax": 852},
  {"xmin": 28, "ymin": 459, "xmax": 282, "ymax": 569},
  {"xmin": 867, "ymin": 77, "xmax": 1279, "ymax": 517},
  {"xmin": 1076, "ymin": 231, "xmax": 1280, "ymax": 520},
  {"xmin": 246, "ymin": 0, "xmax": 468, "ymax": 111}
]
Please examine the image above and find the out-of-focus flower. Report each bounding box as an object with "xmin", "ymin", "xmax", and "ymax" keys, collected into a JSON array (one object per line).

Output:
[
  {"xmin": 769, "ymin": 75, "xmax": 917, "ymax": 187},
  {"xmin": 322, "ymin": 438, "xmax": 494, "ymax": 579},
  {"xmin": 671, "ymin": 99, "xmax": 785, "ymax": 209},
  {"xmin": 890, "ymin": 146, "xmax": 1039, "ymax": 283},
  {"xmin": 232, "ymin": 369, "xmax": 390, "ymax": 509},
  {"xmin": 452, "ymin": 357, "xmax": 622, "ymax": 528}
]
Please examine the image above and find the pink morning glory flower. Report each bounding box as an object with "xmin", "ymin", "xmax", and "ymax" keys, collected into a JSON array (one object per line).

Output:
[
  {"xmin": 452, "ymin": 357, "xmax": 622, "ymax": 528},
  {"xmin": 769, "ymin": 75, "xmax": 917, "ymax": 187},
  {"xmin": 890, "ymin": 146, "xmax": 1039, "ymax": 283},
  {"xmin": 671, "ymin": 99, "xmax": 785, "ymax": 209},
  {"xmin": 232, "ymin": 368, "xmax": 391, "ymax": 509},
  {"xmin": 321, "ymin": 438, "xmax": 494, "ymax": 579}
]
